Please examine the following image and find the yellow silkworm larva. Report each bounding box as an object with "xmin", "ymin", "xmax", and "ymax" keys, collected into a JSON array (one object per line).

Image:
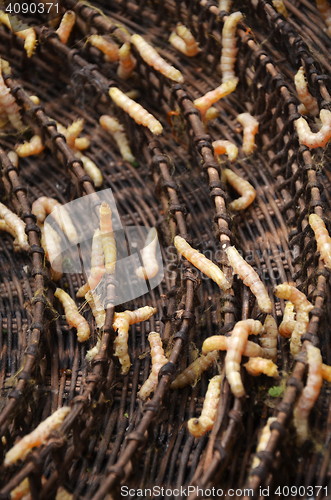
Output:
[
  {"xmin": 117, "ymin": 42, "xmax": 136, "ymax": 80},
  {"xmin": 169, "ymin": 23, "xmax": 199, "ymax": 57},
  {"xmin": 40, "ymin": 222, "xmax": 63, "ymax": 282},
  {"xmin": 174, "ymin": 235, "xmax": 231, "ymax": 291},
  {"xmin": 32, "ymin": 196, "xmax": 78, "ymax": 243},
  {"xmin": 74, "ymin": 150, "xmax": 103, "ymax": 188},
  {"xmin": 225, "ymin": 319, "xmax": 263, "ymax": 398},
  {"xmin": 219, "ymin": 0, "xmax": 232, "ymax": 12},
  {"xmin": 194, "ymin": 78, "xmax": 238, "ymax": 120},
  {"xmin": 225, "ymin": 246, "xmax": 272, "ymax": 313},
  {"xmin": 85, "ymin": 338, "xmax": 102, "ymax": 363},
  {"xmin": 0, "ymin": 12, "xmax": 37, "ymax": 58},
  {"xmin": 113, "ymin": 306, "xmax": 158, "ymax": 374},
  {"xmin": 0, "ymin": 68, "xmax": 24, "ymax": 131},
  {"xmin": 131, "ymin": 33, "xmax": 184, "ymax": 83},
  {"xmin": 0, "ymin": 219, "xmax": 22, "ymax": 250},
  {"xmin": 99, "ymin": 202, "xmax": 116, "ymax": 274},
  {"xmin": 279, "ymin": 301, "xmax": 296, "ymax": 338},
  {"xmin": 243, "ymin": 357, "xmax": 279, "ymax": 379},
  {"xmin": 0, "ymin": 202, "xmax": 29, "ymax": 251},
  {"xmin": 294, "ymin": 67, "xmax": 319, "ymax": 117},
  {"xmin": 56, "ymin": 10, "xmax": 76, "ymax": 44},
  {"xmin": 220, "ymin": 11, "xmax": 243, "ymax": 83},
  {"xmin": 135, "ymin": 228, "xmax": 159, "ymax": 280},
  {"xmin": 11, "ymin": 476, "xmax": 47, "ymax": 500},
  {"xmin": 251, "ymin": 417, "xmax": 277, "ymax": 470},
  {"xmin": 99, "ymin": 114, "xmax": 136, "ymax": 164},
  {"xmin": 15, "ymin": 135, "xmax": 44, "ymax": 157},
  {"xmin": 89, "ymin": 34, "xmax": 119, "ymax": 62},
  {"xmin": 109, "ymin": 87, "xmax": 163, "ymax": 135},
  {"xmin": 188, "ymin": 375, "xmax": 222, "ymax": 437},
  {"xmin": 55, "ymin": 288, "xmax": 90, "ymax": 342},
  {"xmin": 74, "ymin": 137, "xmax": 90, "ymax": 150},
  {"xmin": 272, "ymin": 0, "xmax": 288, "ymax": 17},
  {"xmin": 260, "ymin": 315, "xmax": 278, "ymax": 363},
  {"xmin": 4, "ymin": 407, "xmax": 70, "ymax": 466},
  {"xmin": 295, "ymin": 109, "xmax": 331, "ymax": 149},
  {"xmin": 223, "ymin": 168, "xmax": 256, "ymax": 210},
  {"xmin": 322, "ymin": 363, "xmax": 331, "ymax": 382},
  {"xmin": 204, "ymin": 106, "xmax": 219, "ymax": 125},
  {"xmin": 66, "ymin": 118, "xmax": 85, "ymax": 149},
  {"xmin": 138, "ymin": 332, "xmax": 168, "ymax": 400},
  {"xmin": 274, "ymin": 283, "xmax": 313, "ymax": 356},
  {"xmin": 170, "ymin": 351, "xmax": 219, "ymax": 389},
  {"xmin": 309, "ymin": 213, "xmax": 331, "ymax": 270},
  {"xmin": 293, "ymin": 344, "xmax": 323, "ymax": 444},
  {"xmin": 85, "ymin": 290, "xmax": 105, "ymax": 330},
  {"xmin": 202, "ymin": 335, "xmax": 266, "ymax": 358},
  {"xmin": 316, "ymin": 0, "xmax": 331, "ymax": 36},
  {"xmin": 236, "ymin": 113, "xmax": 259, "ymax": 155},
  {"xmin": 213, "ymin": 140, "xmax": 238, "ymax": 162},
  {"xmin": 76, "ymin": 228, "xmax": 105, "ymax": 297},
  {"xmin": 0, "ymin": 57, "xmax": 11, "ymax": 75}
]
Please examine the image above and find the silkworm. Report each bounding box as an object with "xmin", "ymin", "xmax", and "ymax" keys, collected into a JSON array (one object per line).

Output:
[
  {"xmin": 274, "ymin": 283, "xmax": 313, "ymax": 356},
  {"xmin": 213, "ymin": 140, "xmax": 238, "ymax": 162},
  {"xmin": 109, "ymin": 87, "xmax": 163, "ymax": 135},
  {"xmin": 0, "ymin": 219, "xmax": 21, "ymax": 251},
  {"xmin": 0, "ymin": 66, "xmax": 24, "ymax": 131},
  {"xmin": 85, "ymin": 339, "xmax": 101, "ymax": 363},
  {"xmin": 55, "ymin": 288, "xmax": 90, "ymax": 342},
  {"xmin": 56, "ymin": 10, "xmax": 76, "ymax": 44},
  {"xmin": 99, "ymin": 202, "xmax": 116, "ymax": 274},
  {"xmin": 237, "ymin": 113, "xmax": 259, "ymax": 155},
  {"xmin": 225, "ymin": 319, "xmax": 263, "ymax": 398},
  {"xmin": 89, "ymin": 35, "xmax": 119, "ymax": 62},
  {"xmin": 260, "ymin": 315, "xmax": 278, "ymax": 363},
  {"xmin": 32, "ymin": 196, "xmax": 78, "ymax": 243},
  {"xmin": 15, "ymin": 135, "xmax": 44, "ymax": 157},
  {"xmin": 4, "ymin": 407, "xmax": 70, "ymax": 466},
  {"xmin": 170, "ymin": 351, "xmax": 219, "ymax": 389},
  {"xmin": 7, "ymin": 150, "xmax": 18, "ymax": 167},
  {"xmin": 0, "ymin": 202, "xmax": 29, "ymax": 251},
  {"xmin": 219, "ymin": 0, "xmax": 232, "ymax": 12},
  {"xmin": 74, "ymin": 137, "xmax": 90, "ymax": 150},
  {"xmin": 11, "ymin": 476, "xmax": 47, "ymax": 500},
  {"xmin": 117, "ymin": 42, "xmax": 136, "ymax": 80},
  {"xmin": 202, "ymin": 335, "xmax": 266, "ymax": 358},
  {"xmin": 251, "ymin": 417, "xmax": 277, "ymax": 470},
  {"xmin": 294, "ymin": 67, "xmax": 319, "ymax": 117},
  {"xmin": 99, "ymin": 114, "xmax": 136, "ymax": 164},
  {"xmin": 188, "ymin": 375, "xmax": 222, "ymax": 437},
  {"xmin": 66, "ymin": 118, "xmax": 85, "ymax": 149},
  {"xmin": 295, "ymin": 109, "xmax": 331, "ymax": 149},
  {"xmin": 76, "ymin": 228, "xmax": 105, "ymax": 297},
  {"xmin": 272, "ymin": 0, "xmax": 288, "ymax": 18},
  {"xmin": 223, "ymin": 168, "xmax": 256, "ymax": 210},
  {"xmin": 131, "ymin": 34, "xmax": 184, "ymax": 83},
  {"xmin": 40, "ymin": 222, "xmax": 63, "ymax": 282},
  {"xmin": 322, "ymin": 363, "xmax": 331, "ymax": 382},
  {"xmin": 174, "ymin": 235, "xmax": 231, "ymax": 291},
  {"xmin": 135, "ymin": 228, "xmax": 159, "ymax": 279},
  {"xmin": 225, "ymin": 246, "xmax": 272, "ymax": 313},
  {"xmin": 309, "ymin": 213, "xmax": 331, "ymax": 270},
  {"xmin": 243, "ymin": 357, "xmax": 279, "ymax": 378},
  {"xmin": 169, "ymin": 23, "xmax": 199, "ymax": 57},
  {"xmin": 74, "ymin": 150, "xmax": 103, "ymax": 188},
  {"xmin": 220, "ymin": 11, "xmax": 243, "ymax": 83},
  {"xmin": 194, "ymin": 77, "xmax": 238, "ymax": 120},
  {"xmin": 113, "ymin": 306, "xmax": 158, "ymax": 374},
  {"xmin": 293, "ymin": 344, "xmax": 323, "ymax": 444},
  {"xmin": 279, "ymin": 301, "xmax": 296, "ymax": 338},
  {"xmin": 138, "ymin": 332, "xmax": 168, "ymax": 400},
  {"xmin": 204, "ymin": 107, "xmax": 219, "ymax": 125},
  {"xmin": 316, "ymin": 0, "xmax": 331, "ymax": 36},
  {"xmin": 0, "ymin": 11, "xmax": 36, "ymax": 58},
  {"xmin": 85, "ymin": 290, "xmax": 105, "ymax": 330}
]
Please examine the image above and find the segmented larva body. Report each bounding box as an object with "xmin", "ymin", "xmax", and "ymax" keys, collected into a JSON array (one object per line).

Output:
[
  {"xmin": 223, "ymin": 168, "xmax": 256, "ymax": 211},
  {"xmin": 322, "ymin": 363, "xmax": 331, "ymax": 382},
  {"xmin": 85, "ymin": 290, "xmax": 105, "ymax": 330},
  {"xmin": 76, "ymin": 228, "xmax": 105, "ymax": 297},
  {"xmin": 194, "ymin": 78, "xmax": 238, "ymax": 120},
  {"xmin": 56, "ymin": 10, "xmax": 76, "ymax": 44},
  {"xmin": 213, "ymin": 140, "xmax": 238, "ymax": 162},
  {"xmin": 113, "ymin": 306, "xmax": 158, "ymax": 374},
  {"xmin": 171, "ymin": 351, "xmax": 219, "ymax": 389},
  {"xmin": 202, "ymin": 335, "xmax": 266, "ymax": 358},
  {"xmin": 138, "ymin": 332, "xmax": 168, "ymax": 400},
  {"xmin": 0, "ymin": 12, "xmax": 37, "ymax": 58},
  {"xmin": 237, "ymin": 113, "xmax": 259, "ymax": 155},
  {"xmin": 225, "ymin": 319, "xmax": 263, "ymax": 398},
  {"xmin": 174, "ymin": 235, "xmax": 231, "ymax": 291},
  {"xmin": 295, "ymin": 109, "xmax": 331, "ymax": 149},
  {"xmin": 55, "ymin": 288, "xmax": 90, "ymax": 342},
  {"xmin": 204, "ymin": 107, "xmax": 219, "ymax": 125},
  {"xmin": 74, "ymin": 150, "xmax": 103, "ymax": 188},
  {"xmin": 260, "ymin": 315, "xmax": 278, "ymax": 363},
  {"xmin": 225, "ymin": 246, "xmax": 272, "ymax": 313},
  {"xmin": 15, "ymin": 135, "xmax": 44, "ymax": 157},
  {"xmin": 274, "ymin": 284, "xmax": 313, "ymax": 356},
  {"xmin": 309, "ymin": 213, "xmax": 331, "ymax": 270},
  {"xmin": 74, "ymin": 137, "xmax": 90, "ymax": 150},
  {"xmin": 109, "ymin": 87, "xmax": 163, "ymax": 135},
  {"xmin": 4, "ymin": 407, "xmax": 70, "ymax": 466},
  {"xmin": 244, "ymin": 357, "xmax": 279, "ymax": 379},
  {"xmin": 219, "ymin": 0, "xmax": 232, "ymax": 12},
  {"xmin": 272, "ymin": 0, "xmax": 288, "ymax": 17},
  {"xmin": 40, "ymin": 222, "xmax": 63, "ymax": 282},
  {"xmin": 0, "ymin": 219, "xmax": 20, "ymax": 249},
  {"xmin": 85, "ymin": 339, "xmax": 101, "ymax": 363},
  {"xmin": 279, "ymin": 301, "xmax": 296, "ymax": 338},
  {"xmin": 0, "ymin": 68, "xmax": 24, "ymax": 131},
  {"xmin": 221, "ymin": 11, "xmax": 243, "ymax": 83},
  {"xmin": 100, "ymin": 114, "xmax": 136, "ymax": 164},
  {"xmin": 0, "ymin": 202, "xmax": 29, "ymax": 251},
  {"xmin": 294, "ymin": 67, "xmax": 319, "ymax": 117},
  {"xmin": 188, "ymin": 375, "xmax": 222, "ymax": 437},
  {"xmin": 89, "ymin": 35, "xmax": 119, "ymax": 62},
  {"xmin": 251, "ymin": 417, "xmax": 277, "ymax": 470},
  {"xmin": 293, "ymin": 344, "xmax": 323, "ymax": 444},
  {"xmin": 65, "ymin": 118, "xmax": 84, "ymax": 149},
  {"xmin": 99, "ymin": 202, "xmax": 116, "ymax": 274},
  {"xmin": 117, "ymin": 42, "xmax": 136, "ymax": 80},
  {"xmin": 131, "ymin": 34, "xmax": 184, "ymax": 83},
  {"xmin": 169, "ymin": 23, "xmax": 199, "ymax": 57},
  {"xmin": 32, "ymin": 196, "xmax": 78, "ymax": 243},
  {"xmin": 7, "ymin": 150, "xmax": 18, "ymax": 167},
  {"xmin": 135, "ymin": 228, "xmax": 159, "ymax": 280},
  {"xmin": 316, "ymin": 0, "xmax": 331, "ymax": 36}
]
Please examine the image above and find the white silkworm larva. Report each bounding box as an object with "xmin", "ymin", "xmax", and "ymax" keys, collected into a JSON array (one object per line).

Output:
[
  {"xmin": 4, "ymin": 407, "xmax": 70, "ymax": 466},
  {"xmin": 316, "ymin": 0, "xmax": 331, "ymax": 36},
  {"xmin": 219, "ymin": 0, "xmax": 232, "ymax": 12},
  {"xmin": 40, "ymin": 222, "xmax": 63, "ymax": 282},
  {"xmin": 32, "ymin": 196, "xmax": 78, "ymax": 243},
  {"xmin": 251, "ymin": 417, "xmax": 277, "ymax": 470},
  {"xmin": 237, "ymin": 113, "xmax": 259, "ymax": 155},
  {"xmin": 109, "ymin": 87, "xmax": 163, "ymax": 135},
  {"xmin": 74, "ymin": 150, "xmax": 103, "ymax": 188},
  {"xmin": 7, "ymin": 150, "xmax": 18, "ymax": 167},
  {"xmin": 279, "ymin": 301, "xmax": 296, "ymax": 338},
  {"xmin": 0, "ymin": 219, "xmax": 21, "ymax": 251},
  {"xmin": 99, "ymin": 114, "xmax": 136, "ymax": 164},
  {"xmin": 85, "ymin": 290, "xmax": 105, "ymax": 330},
  {"xmin": 0, "ymin": 202, "xmax": 29, "ymax": 251},
  {"xmin": 243, "ymin": 357, "xmax": 279, "ymax": 379},
  {"xmin": 223, "ymin": 168, "xmax": 256, "ymax": 210},
  {"xmin": 169, "ymin": 23, "xmax": 199, "ymax": 57},
  {"xmin": 220, "ymin": 11, "xmax": 243, "ymax": 83},
  {"xmin": 15, "ymin": 135, "xmax": 44, "ymax": 157},
  {"xmin": 89, "ymin": 35, "xmax": 119, "ymax": 62},
  {"xmin": 202, "ymin": 335, "xmax": 266, "ymax": 358},
  {"xmin": 309, "ymin": 213, "xmax": 331, "ymax": 270},
  {"xmin": 295, "ymin": 109, "xmax": 331, "ymax": 149},
  {"xmin": 272, "ymin": 0, "xmax": 288, "ymax": 18},
  {"xmin": 213, "ymin": 140, "xmax": 238, "ymax": 162},
  {"xmin": 131, "ymin": 34, "xmax": 184, "ymax": 83},
  {"xmin": 138, "ymin": 332, "xmax": 168, "ymax": 400},
  {"xmin": 76, "ymin": 228, "xmax": 105, "ymax": 297},
  {"xmin": 56, "ymin": 10, "xmax": 76, "ymax": 44},
  {"xmin": 0, "ymin": 65, "xmax": 24, "ymax": 131},
  {"xmin": 135, "ymin": 228, "xmax": 159, "ymax": 279},
  {"xmin": 170, "ymin": 351, "xmax": 219, "ymax": 389},
  {"xmin": 294, "ymin": 67, "xmax": 319, "ymax": 117},
  {"xmin": 188, "ymin": 375, "xmax": 222, "ymax": 437},
  {"xmin": 55, "ymin": 288, "xmax": 90, "ymax": 342},
  {"xmin": 117, "ymin": 42, "xmax": 136, "ymax": 79},
  {"xmin": 225, "ymin": 319, "xmax": 263, "ymax": 398},
  {"xmin": 194, "ymin": 78, "xmax": 238, "ymax": 119},
  {"xmin": 174, "ymin": 235, "xmax": 231, "ymax": 291},
  {"xmin": 99, "ymin": 202, "xmax": 116, "ymax": 274},
  {"xmin": 113, "ymin": 306, "xmax": 157, "ymax": 374},
  {"xmin": 225, "ymin": 246, "xmax": 272, "ymax": 313},
  {"xmin": 0, "ymin": 11, "xmax": 36, "ymax": 58},
  {"xmin": 85, "ymin": 339, "xmax": 102, "ymax": 363},
  {"xmin": 293, "ymin": 344, "xmax": 323, "ymax": 444},
  {"xmin": 260, "ymin": 315, "xmax": 278, "ymax": 363}
]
